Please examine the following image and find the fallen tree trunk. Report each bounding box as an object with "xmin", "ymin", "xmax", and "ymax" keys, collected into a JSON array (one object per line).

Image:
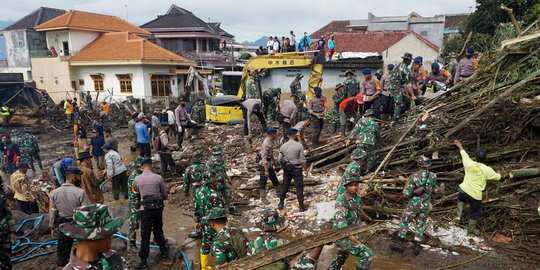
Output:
[
  {"xmin": 219, "ymin": 223, "xmax": 384, "ymax": 270},
  {"xmin": 509, "ymin": 167, "xmax": 540, "ymax": 179}
]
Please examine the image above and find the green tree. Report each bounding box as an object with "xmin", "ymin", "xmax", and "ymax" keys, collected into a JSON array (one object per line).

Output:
[{"xmin": 466, "ymin": 0, "xmax": 540, "ymax": 34}]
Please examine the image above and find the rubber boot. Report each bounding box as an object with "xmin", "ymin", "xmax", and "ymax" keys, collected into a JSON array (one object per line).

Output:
[
  {"xmin": 278, "ymin": 200, "xmax": 284, "ymax": 210},
  {"xmin": 129, "ymin": 240, "xmax": 140, "ymax": 252},
  {"xmin": 259, "ymin": 189, "xmax": 269, "ymax": 203},
  {"xmin": 412, "ymin": 241, "xmax": 423, "ymax": 255},
  {"xmin": 134, "ymin": 260, "xmax": 149, "ymax": 270},
  {"xmin": 389, "ymin": 238, "xmax": 405, "ymax": 253},
  {"xmin": 160, "ymin": 242, "xmax": 170, "ymax": 259},
  {"xmin": 340, "ymin": 125, "xmax": 346, "ymax": 137},
  {"xmin": 467, "ymin": 219, "xmax": 479, "ymax": 236},
  {"xmin": 200, "ymin": 253, "xmax": 211, "ymax": 270},
  {"xmin": 454, "ymin": 202, "xmax": 464, "ymax": 222}
]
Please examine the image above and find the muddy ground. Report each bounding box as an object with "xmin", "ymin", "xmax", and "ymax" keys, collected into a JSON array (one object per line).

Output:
[{"xmin": 7, "ymin": 122, "xmax": 537, "ymax": 270}]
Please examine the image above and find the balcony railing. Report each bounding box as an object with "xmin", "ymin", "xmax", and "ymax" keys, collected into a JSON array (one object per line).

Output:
[{"xmin": 30, "ymin": 49, "xmax": 77, "ymax": 58}]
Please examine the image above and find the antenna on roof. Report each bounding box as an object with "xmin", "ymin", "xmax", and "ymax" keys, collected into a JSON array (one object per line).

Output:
[{"xmin": 124, "ymin": 4, "xmax": 129, "ymax": 22}]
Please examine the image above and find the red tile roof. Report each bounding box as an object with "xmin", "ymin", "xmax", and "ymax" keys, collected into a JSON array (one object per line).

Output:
[
  {"xmin": 311, "ymin": 20, "xmax": 351, "ymax": 39},
  {"xmin": 326, "ymin": 31, "xmax": 439, "ymax": 54},
  {"xmin": 34, "ymin": 10, "xmax": 150, "ymax": 36},
  {"xmin": 70, "ymin": 32, "xmax": 194, "ymax": 65}
]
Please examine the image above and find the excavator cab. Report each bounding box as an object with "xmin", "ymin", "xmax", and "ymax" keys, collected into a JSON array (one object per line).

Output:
[{"xmin": 205, "ymin": 71, "xmax": 244, "ymax": 124}]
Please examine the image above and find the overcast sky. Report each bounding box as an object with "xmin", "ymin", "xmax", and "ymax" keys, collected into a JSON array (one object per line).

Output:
[{"xmin": 2, "ymin": 0, "xmax": 476, "ymax": 42}]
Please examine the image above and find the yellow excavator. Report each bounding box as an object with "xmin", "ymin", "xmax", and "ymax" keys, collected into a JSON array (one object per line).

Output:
[{"xmin": 205, "ymin": 51, "xmax": 324, "ymax": 123}]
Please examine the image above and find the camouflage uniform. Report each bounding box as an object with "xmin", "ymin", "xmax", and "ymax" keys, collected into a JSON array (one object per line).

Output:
[
  {"xmin": 183, "ymin": 150, "xmax": 206, "ymax": 196},
  {"xmin": 10, "ymin": 130, "xmax": 31, "ymax": 166},
  {"xmin": 206, "ymin": 150, "xmax": 236, "ymax": 213},
  {"xmin": 292, "ymin": 92, "xmax": 307, "ymax": 124},
  {"xmin": 22, "ymin": 131, "xmax": 43, "ymax": 170},
  {"xmin": 349, "ymin": 115, "xmax": 379, "ymax": 172},
  {"xmin": 329, "ymin": 192, "xmax": 373, "ymax": 270},
  {"xmin": 389, "ymin": 62, "xmax": 411, "ymax": 120},
  {"xmin": 60, "ymin": 204, "xmax": 125, "ymax": 270},
  {"xmin": 290, "ymin": 78, "xmax": 302, "ymax": 94},
  {"xmin": 212, "ymin": 225, "xmax": 251, "ymax": 265},
  {"xmin": 191, "ymin": 100, "xmax": 206, "ymax": 124},
  {"xmin": 246, "ymin": 77, "xmax": 259, "ymax": 99},
  {"xmin": 343, "ymin": 78, "xmax": 360, "ymax": 98},
  {"xmin": 331, "ymin": 87, "xmax": 345, "ymax": 133},
  {"xmin": 336, "ymin": 159, "xmax": 365, "ymax": 198},
  {"xmin": 262, "ymin": 88, "xmax": 281, "ymax": 121},
  {"xmin": 0, "ymin": 192, "xmax": 15, "ymax": 270},
  {"xmin": 194, "ymin": 177, "xmax": 225, "ymax": 255},
  {"xmin": 398, "ymin": 169, "xmax": 437, "ymax": 241},
  {"xmin": 127, "ymin": 169, "xmax": 141, "ymax": 243}
]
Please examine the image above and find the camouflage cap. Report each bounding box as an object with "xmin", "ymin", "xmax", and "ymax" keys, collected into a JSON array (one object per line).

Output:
[
  {"xmin": 23, "ymin": 127, "xmax": 32, "ymax": 133},
  {"xmin": 204, "ymin": 207, "xmax": 228, "ymax": 220},
  {"xmin": 345, "ymin": 69, "xmax": 356, "ymax": 76},
  {"xmin": 59, "ymin": 204, "xmax": 124, "ymax": 241},
  {"xmin": 364, "ymin": 109, "xmax": 375, "ymax": 116},
  {"xmin": 129, "ymin": 156, "xmax": 143, "ymax": 168},
  {"xmin": 416, "ymin": 155, "xmax": 432, "ymax": 167},
  {"xmin": 192, "ymin": 150, "xmax": 205, "ymax": 163},
  {"xmin": 335, "ymin": 83, "xmax": 344, "ymax": 90},
  {"xmin": 256, "ymin": 209, "xmax": 284, "ymax": 232},
  {"xmin": 212, "ymin": 146, "xmax": 223, "ymax": 155},
  {"xmin": 342, "ymin": 175, "xmax": 362, "ymax": 187},
  {"xmin": 352, "ymin": 149, "xmax": 367, "ymax": 160}
]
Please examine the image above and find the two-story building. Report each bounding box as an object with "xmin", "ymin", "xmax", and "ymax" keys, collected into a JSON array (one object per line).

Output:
[
  {"xmin": 0, "ymin": 7, "xmax": 66, "ymax": 80},
  {"xmin": 31, "ymin": 10, "xmax": 194, "ymax": 103},
  {"xmin": 141, "ymin": 4, "xmax": 235, "ymax": 68}
]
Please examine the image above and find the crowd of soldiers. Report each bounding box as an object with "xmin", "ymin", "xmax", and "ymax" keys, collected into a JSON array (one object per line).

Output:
[{"xmin": 0, "ymin": 46, "xmax": 508, "ymax": 270}]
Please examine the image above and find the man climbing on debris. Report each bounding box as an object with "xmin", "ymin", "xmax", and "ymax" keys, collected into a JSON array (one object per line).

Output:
[
  {"xmin": 184, "ymin": 150, "xmax": 206, "ymax": 197},
  {"xmin": 278, "ymin": 128, "xmax": 308, "ymax": 212},
  {"xmin": 193, "ymin": 170, "xmax": 225, "ymax": 270},
  {"xmin": 389, "ymin": 53, "xmax": 413, "ymax": 122},
  {"xmin": 331, "ymin": 83, "xmax": 345, "ymax": 133},
  {"xmin": 127, "ymin": 157, "xmax": 143, "ymax": 252},
  {"xmin": 60, "ymin": 204, "xmax": 125, "ymax": 270},
  {"xmin": 249, "ymin": 208, "xmax": 325, "ymax": 269},
  {"xmin": 258, "ymin": 128, "xmax": 280, "ymax": 203},
  {"xmin": 0, "ymin": 185, "xmax": 15, "ymax": 270},
  {"xmin": 242, "ymin": 98, "xmax": 268, "ymax": 138},
  {"xmin": 49, "ymin": 166, "xmax": 91, "ymax": 267},
  {"xmin": 343, "ymin": 70, "xmax": 360, "ymax": 98},
  {"xmin": 361, "ymin": 68, "xmax": 382, "ymax": 118},
  {"xmin": 336, "ymin": 149, "xmax": 366, "ymax": 198},
  {"xmin": 157, "ymin": 122, "xmax": 178, "ymax": 177},
  {"xmin": 78, "ymin": 151, "xmax": 104, "ymax": 204},
  {"xmin": 133, "ymin": 157, "xmax": 170, "ymax": 270},
  {"xmin": 454, "ymin": 47, "xmax": 477, "ymax": 83},
  {"xmin": 346, "ymin": 109, "xmax": 379, "ymax": 173},
  {"xmin": 279, "ymin": 95, "xmax": 298, "ymax": 141},
  {"xmin": 453, "ymin": 140, "xmax": 501, "ymax": 236},
  {"xmin": 246, "ymin": 72, "xmax": 259, "ymax": 99},
  {"xmin": 329, "ymin": 174, "xmax": 373, "ymax": 270},
  {"xmin": 207, "ymin": 207, "xmax": 250, "ymax": 266},
  {"xmin": 390, "ymin": 156, "xmax": 437, "ymax": 255},
  {"xmin": 262, "ymin": 87, "xmax": 281, "ymax": 121},
  {"xmin": 424, "ymin": 62, "xmax": 451, "ymax": 93},
  {"xmin": 10, "ymin": 162, "xmax": 38, "ymax": 214},
  {"xmin": 338, "ymin": 94, "xmax": 363, "ymax": 137},
  {"xmin": 308, "ymin": 86, "xmax": 326, "ymax": 148},
  {"xmin": 206, "ymin": 146, "xmax": 240, "ymax": 216},
  {"xmin": 102, "ymin": 143, "xmax": 128, "ymax": 201}
]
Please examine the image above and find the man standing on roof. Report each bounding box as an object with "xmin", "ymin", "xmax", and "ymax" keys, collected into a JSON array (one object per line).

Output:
[
  {"xmin": 390, "ymin": 156, "xmax": 437, "ymax": 255},
  {"xmin": 241, "ymin": 99, "xmax": 267, "ymax": 138},
  {"xmin": 453, "ymin": 140, "xmax": 501, "ymax": 236},
  {"xmin": 454, "ymin": 47, "xmax": 477, "ymax": 83},
  {"xmin": 343, "ymin": 70, "xmax": 360, "ymax": 98},
  {"xmin": 389, "ymin": 52, "xmax": 413, "ymax": 122},
  {"xmin": 308, "ymin": 86, "xmax": 326, "ymax": 148},
  {"xmin": 361, "ymin": 68, "xmax": 382, "ymax": 118},
  {"xmin": 300, "ymin": 32, "xmax": 311, "ymax": 52}
]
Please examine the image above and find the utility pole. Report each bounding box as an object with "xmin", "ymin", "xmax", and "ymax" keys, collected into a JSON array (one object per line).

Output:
[{"xmin": 125, "ymin": 4, "xmax": 129, "ymax": 22}]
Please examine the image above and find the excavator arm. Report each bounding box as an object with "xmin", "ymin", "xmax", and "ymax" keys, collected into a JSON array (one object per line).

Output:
[
  {"xmin": 238, "ymin": 52, "xmax": 323, "ymax": 101},
  {"xmin": 186, "ymin": 66, "xmax": 212, "ymax": 99}
]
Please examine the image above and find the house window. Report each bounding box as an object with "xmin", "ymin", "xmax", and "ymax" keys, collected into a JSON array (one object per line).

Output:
[
  {"xmin": 79, "ymin": 79, "xmax": 85, "ymax": 86},
  {"xmin": 90, "ymin": 74, "xmax": 104, "ymax": 91},
  {"xmin": 71, "ymin": 81, "xmax": 76, "ymax": 90},
  {"xmin": 420, "ymin": 31, "xmax": 428, "ymax": 37},
  {"xmin": 116, "ymin": 74, "xmax": 133, "ymax": 93},
  {"xmin": 151, "ymin": 75, "xmax": 171, "ymax": 97}
]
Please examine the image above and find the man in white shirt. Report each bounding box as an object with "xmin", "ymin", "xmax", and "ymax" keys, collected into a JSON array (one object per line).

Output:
[
  {"xmin": 290, "ymin": 30, "xmax": 296, "ymax": 50},
  {"xmin": 166, "ymin": 108, "xmax": 176, "ymax": 141},
  {"xmin": 267, "ymin": 37, "xmax": 274, "ymax": 54}
]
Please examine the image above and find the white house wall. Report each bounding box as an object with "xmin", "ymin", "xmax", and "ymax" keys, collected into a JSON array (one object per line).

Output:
[
  {"xmin": 3, "ymin": 30, "xmax": 30, "ymax": 69},
  {"xmin": 383, "ymin": 34, "xmax": 439, "ymax": 68},
  {"xmin": 141, "ymin": 65, "xmax": 180, "ymax": 101},
  {"xmin": 45, "ymin": 31, "xmax": 70, "ymax": 55},
  {"xmin": 69, "ymin": 30, "xmax": 100, "ymax": 55}
]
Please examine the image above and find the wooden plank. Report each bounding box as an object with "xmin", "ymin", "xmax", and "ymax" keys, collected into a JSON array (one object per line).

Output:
[{"xmin": 220, "ymin": 223, "xmax": 384, "ymax": 270}]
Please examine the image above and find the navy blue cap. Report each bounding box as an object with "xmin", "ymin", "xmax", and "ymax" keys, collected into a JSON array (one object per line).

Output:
[
  {"xmin": 387, "ymin": 64, "xmax": 395, "ymax": 70},
  {"xmin": 413, "ymin": 56, "xmax": 423, "ymax": 64},
  {"xmin": 102, "ymin": 143, "xmax": 112, "ymax": 149},
  {"xmin": 431, "ymin": 62, "xmax": 440, "ymax": 70},
  {"xmin": 267, "ymin": 128, "xmax": 277, "ymax": 134},
  {"xmin": 140, "ymin": 157, "xmax": 153, "ymax": 166},
  {"xmin": 253, "ymin": 103, "xmax": 261, "ymax": 110},
  {"xmin": 65, "ymin": 166, "xmax": 83, "ymax": 175},
  {"xmin": 467, "ymin": 46, "xmax": 475, "ymax": 54},
  {"xmin": 160, "ymin": 122, "xmax": 168, "ymax": 127},
  {"xmin": 362, "ymin": 68, "xmax": 372, "ymax": 75},
  {"xmin": 18, "ymin": 162, "xmax": 29, "ymax": 169},
  {"xmin": 314, "ymin": 87, "xmax": 322, "ymax": 94},
  {"xmin": 287, "ymin": 128, "xmax": 298, "ymax": 135}
]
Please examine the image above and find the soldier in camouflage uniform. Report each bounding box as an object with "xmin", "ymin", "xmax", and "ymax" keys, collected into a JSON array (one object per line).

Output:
[
  {"xmin": 194, "ymin": 171, "xmax": 225, "ymax": 270},
  {"xmin": 331, "ymin": 83, "xmax": 345, "ymax": 133},
  {"xmin": 347, "ymin": 109, "xmax": 379, "ymax": 173},
  {"xmin": 290, "ymin": 74, "xmax": 307, "ymax": 123},
  {"xmin": 184, "ymin": 150, "xmax": 206, "ymax": 197},
  {"xmin": 0, "ymin": 186, "xmax": 15, "ymax": 270},
  {"xmin": 249, "ymin": 208, "xmax": 324, "ymax": 270},
  {"xmin": 390, "ymin": 156, "xmax": 437, "ymax": 255},
  {"xmin": 127, "ymin": 157, "xmax": 142, "ymax": 252},
  {"xmin": 22, "ymin": 129, "xmax": 43, "ymax": 171},
  {"xmin": 206, "ymin": 146, "xmax": 239, "ymax": 216},
  {"xmin": 343, "ymin": 70, "xmax": 360, "ymax": 98},
  {"xmin": 191, "ymin": 100, "xmax": 206, "ymax": 124},
  {"xmin": 290, "ymin": 73, "xmax": 303, "ymax": 94},
  {"xmin": 262, "ymin": 88, "xmax": 281, "ymax": 121},
  {"xmin": 336, "ymin": 149, "xmax": 366, "ymax": 198},
  {"xmin": 389, "ymin": 53, "xmax": 413, "ymax": 122},
  {"xmin": 60, "ymin": 204, "xmax": 125, "ymax": 270},
  {"xmin": 206, "ymin": 207, "xmax": 250, "ymax": 266},
  {"xmin": 329, "ymin": 176, "xmax": 373, "ymax": 270},
  {"xmin": 246, "ymin": 73, "xmax": 259, "ymax": 99},
  {"xmin": 10, "ymin": 130, "xmax": 32, "ymax": 167}
]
